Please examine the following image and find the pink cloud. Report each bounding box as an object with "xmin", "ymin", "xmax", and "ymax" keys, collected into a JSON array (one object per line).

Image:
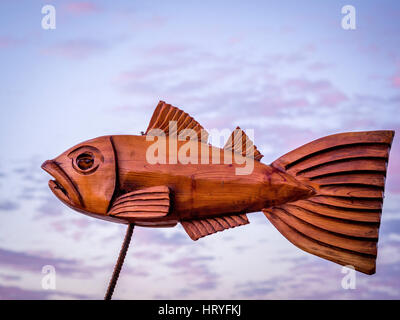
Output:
[
  {"xmin": 107, "ymin": 105, "xmax": 141, "ymax": 114},
  {"xmin": 0, "ymin": 36, "xmax": 21, "ymax": 48},
  {"xmin": 131, "ymin": 251, "xmax": 162, "ymax": 261},
  {"xmin": 308, "ymin": 62, "xmax": 333, "ymax": 71},
  {"xmin": 115, "ymin": 63, "xmax": 177, "ymax": 83},
  {"xmin": 259, "ymin": 126, "xmax": 316, "ymax": 155},
  {"xmin": 279, "ymin": 25, "xmax": 295, "ymax": 35},
  {"xmin": 131, "ymin": 15, "xmax": 168, "ymax": 30},
  {"xmin": 134, "ymin": 229, "xmax": 189, "ymax": 248},
  {"xmin": 146, "ymin": 44, "xmax": 190, "ymax": 56},
  {"xmin": 227, "ymin": 35, "xmax": 244, "ymax": 45},
  {"xmin": 269, "ymin": 53, "xmax": 306, "ymax": 64},
  {"xmin": 268, "ymin": 96, "xmax": 310, "ymax": 110},
  {"xmin": 70, "ymin": 218, "xmax": 90, "ymax": 229},
  {"xmin": 283, "ymin": 77, "xmax": 348, "ymax": 108},
  {"xmin": 0, "ymin": 247, "xmax": 84, "ymax": 276},
  {"xmin": 50, "ymin": 220, "xmax": 67, "ymax": 233},
  {"xmin": 357, "ymin": 43, "xmax": 380, "ymax": 56},
  {"xmin": 317, "ymin": 90, "xmax": 348, "ymax": 107},
  {"xmin": 386, "ymin": 139, "xmax": 400, "ymax": 194},
  {"xmin": 42, "ymin": 39, "xmax": 107, "ymax": 59},
  {"xmin": 167, "ymin": 256, "xmax": 219, "ymax": 291},
  {"xmin": 285, "ymin": 78, "xmax": 332, "ymax": 92},
  {"xmin": 392, "ymin": 75, "xmax": 400, "ymax": 88},
  {"xmin": 303, "ymin": 43, "xmax": 317, "ymax": 53},
  {"xmin": 0, "ymin": 284, "xmax": 89, "ymax": 299},
  {"xmin": 64, "ymin": 2, "xmax": 100, "ymax": 15}
]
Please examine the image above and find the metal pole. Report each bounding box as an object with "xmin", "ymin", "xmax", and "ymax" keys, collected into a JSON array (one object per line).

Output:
[{"xmin": 104, "ymin": 223, "xmax": 135, "ymax": 300}]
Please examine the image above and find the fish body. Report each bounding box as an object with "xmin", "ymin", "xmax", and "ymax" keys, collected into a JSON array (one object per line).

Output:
[
  {"xmin": 42, "ymin": 101, "xmax": 395, "ymax": 275},
  {"xmin": 109, "ymin": 135, "xmax": 313, "ymax": 226},
  {"xmin": 42, "ymin": 134, "xmax": 312, "ymax": 226}
]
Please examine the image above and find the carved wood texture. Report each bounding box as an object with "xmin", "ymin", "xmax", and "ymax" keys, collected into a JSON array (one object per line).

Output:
[
  {"xmin": 42, "ymin": 100, "xmax": 395, "ymax": 275},
  {"xmin": 181, "ymin": 214, "xmax": 249, "ymax": 240},
  {"xmin": 264, "ymin": 130, "xmax": 394, "ymax": 274}
]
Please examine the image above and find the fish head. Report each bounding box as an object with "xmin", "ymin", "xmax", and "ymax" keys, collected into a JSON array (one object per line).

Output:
[{"xmin": 41, "ymin": 136, "xmax": 116, "ymax": 216}]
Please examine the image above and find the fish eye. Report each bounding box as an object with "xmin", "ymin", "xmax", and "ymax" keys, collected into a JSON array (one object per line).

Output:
[
  {"xmin": 76, "ymin": 153, "xmax": 94, "ymax": 171},
  {"xmin": 68, "ymin": 145, "xmax": 103, "ymax": 175}
]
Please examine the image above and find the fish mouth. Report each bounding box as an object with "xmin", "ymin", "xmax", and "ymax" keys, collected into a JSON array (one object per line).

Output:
[{"xmin": 41, "ymin": 160, "xmax": 84, "ymax": 209}]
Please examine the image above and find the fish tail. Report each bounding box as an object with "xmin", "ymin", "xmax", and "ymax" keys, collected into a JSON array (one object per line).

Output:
[{"xmin": 263, "ymin": 130, "xmax": 395, "ymax": 274}]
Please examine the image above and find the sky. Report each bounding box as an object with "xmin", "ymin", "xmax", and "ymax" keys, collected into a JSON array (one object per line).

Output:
[{"xmin": 0, "ymin": 0, "xmax": 400, "ymax": 299}]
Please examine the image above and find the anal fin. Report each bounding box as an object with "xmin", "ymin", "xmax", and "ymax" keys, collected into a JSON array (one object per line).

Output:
[
  {"xmin": 108, "ymin": 186, "xmax": 170, "ymax": 218},
  {"xmin": 181, "ymin": 214, "xmax": 249, "ymax": 241}
]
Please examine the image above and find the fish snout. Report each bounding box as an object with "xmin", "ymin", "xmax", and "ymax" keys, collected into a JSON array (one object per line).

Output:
[
  {"xmin": 41, "ymin": 160, "xmax": 52, "ymax": 171},
  {"xmin": 41, "ymin": 159, "xmax": 84, "ymax": 208}
]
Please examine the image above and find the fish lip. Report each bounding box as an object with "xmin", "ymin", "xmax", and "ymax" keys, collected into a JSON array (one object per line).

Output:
[{"xmin": 41, "ymin": 160, "xmax": 84, "ymax": 208}]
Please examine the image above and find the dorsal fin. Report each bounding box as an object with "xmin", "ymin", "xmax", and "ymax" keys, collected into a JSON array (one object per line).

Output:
[
  {"xmin": 145, "ymin": 101, "xmax": 209, "ymax": 143},
  {"xmin": 223, "ymin": 127, "xmax": 263, "ymax": 161},
  {"xmin": 181, "ymin": 214, "xmax": 249, "ymax": 241}
]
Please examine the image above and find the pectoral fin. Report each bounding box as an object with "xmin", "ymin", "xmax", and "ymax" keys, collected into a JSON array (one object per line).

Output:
[{"xmin": 108, "ymin": 186, "xmax": 170, "ymax": 218}]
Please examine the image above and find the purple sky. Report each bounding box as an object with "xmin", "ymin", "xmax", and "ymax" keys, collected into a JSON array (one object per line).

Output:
[{"xmin": 0, "ymin": 0, "xmax": 400, "ymax": 299}]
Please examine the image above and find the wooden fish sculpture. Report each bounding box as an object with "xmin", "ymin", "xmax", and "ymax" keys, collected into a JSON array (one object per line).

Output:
[{"xmin": 42, "ymin": 101, "xmax": 395, "ymax": 275}]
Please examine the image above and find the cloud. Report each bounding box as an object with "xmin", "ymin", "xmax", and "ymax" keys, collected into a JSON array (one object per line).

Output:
[
  {"xmin": 317, "ymin": 90, "xmax": 348, "ymax": 108},
  {"xmin": 36, "ymin": 195, "xmax": 64, "ymax": 217},
  {"xmin": 63, "ymin": 2, "xmax": 101, "ymax": 15},
  {"xmin": 0, "ymin": 273, "xmax": 20, "ymax": 281},
  {"xmin": 0, "ymin": 200, "xmax": 19, "ymax": 211},
  {"xmin": 385, "ymin": 144, "xmax": 400, "ymax": 194},
  {"xmin": 235, "ymin": 280, "xmax": 276, "ymax": 298},
  {"xmin": 131, "ymin": 250, "xmax": 162, "ymax": 261},
  {"xmin": 0, "ymin": 284, "xmax": 89, "ymax": 300},
  {"xmin": 131, "ymin": 15, "xmax": 168, "ymax": 30},
  {"xmin": 0, "ymin": 36, "xmax": 21, "ymax": 49},
  {"xmin": 122, "ymin": 265, "xmax": 151, "ymax": 278},
  {"xmin": 42, "ymin": 39, "xmax": 108, "ymax": 60},
  {"xmin": 279, "ymin": 25, "xmax": 296, "ymax": 35},
  {"xmin": 284, "ymin": 78, "xmax": 333, "ymax": 92},
  {"xmin": 308, "ymin": 62, "xmax": 333, "ymax": 71},
  {"xmin": 266, "ymin": 96, "xmax": 311, "ymax": 110},
  {"xmin": 234, "ymin": 236, "xmax": 400, "ymax": 299},
  {"xmin": 134, "ymin": 228, "xmax": 189, "ymax": 248},
  {"xmin": 227, "ymin": 35, "xmax": 245, "ymax": 45},
  {"xmin": 234, "ymin": 256, "xmax": 400, "ymax": 299},
  {"xmin": 113, "ymin": 46, "xmax": 349, "ymax": 126},
  {"xmin": 166, "ymin": 256, "xmax": 219, "ymax": 291},
  {"xmin": 266, "ymin": 52, "xmax": 308, "ymax": 65},
  {"xmin": 392, "ymin": 75, "xmax": 400, "ymax": 88},
  {"xmin": 0, "ymin": 247, "xmax": 86, "ymax": 276},
  {"xmin": 378, "ymin": 241, "xmax": 400, "ymax": 265},
  {"xmin": 388, "ymin": 233, "xmax": 400, "ymax": 242},
  {"xmin": 145, "ymin": 44, "xmax": 191, "ymax": 57},
  {"xmin": 13, "ymin": 168, "xmax": 26, "ymax": 175}
]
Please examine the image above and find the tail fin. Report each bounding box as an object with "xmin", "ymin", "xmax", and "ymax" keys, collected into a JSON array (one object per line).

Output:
[{"xmin": 263, "ymin": 130, "xmax": 395, "ymax": 274}]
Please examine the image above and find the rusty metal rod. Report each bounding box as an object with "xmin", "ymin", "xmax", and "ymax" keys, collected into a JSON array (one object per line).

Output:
[{"xmin": 104, "ymin": 223, "xmax": 135, "ymax": 300}]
